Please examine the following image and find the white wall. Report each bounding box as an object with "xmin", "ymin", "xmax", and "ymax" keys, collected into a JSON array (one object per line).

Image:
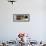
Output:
[{"xmin": 0, "ymin": 0, "xmax": 46, "ymax": 41}]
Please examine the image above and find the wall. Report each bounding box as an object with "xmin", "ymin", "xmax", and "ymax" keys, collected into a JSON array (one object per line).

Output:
[{"xmin": 0, "ymin": 0, "xmax": 46, "ymax": 41}]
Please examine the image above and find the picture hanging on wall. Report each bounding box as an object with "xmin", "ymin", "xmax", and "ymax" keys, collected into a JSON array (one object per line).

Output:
[{"xmin": 13, "ymin": 14, "xmax": 30, "ymax": 22}]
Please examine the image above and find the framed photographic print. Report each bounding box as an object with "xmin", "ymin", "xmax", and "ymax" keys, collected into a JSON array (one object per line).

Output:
[{"xmin": 13, "ymin": 14, "xmax": 30, "ymax": 22}]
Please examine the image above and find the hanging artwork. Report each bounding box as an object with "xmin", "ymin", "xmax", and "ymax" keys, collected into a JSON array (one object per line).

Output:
[{"xmin": 13, "ymin": 14, "xmax": 30, "ymax": 22}]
